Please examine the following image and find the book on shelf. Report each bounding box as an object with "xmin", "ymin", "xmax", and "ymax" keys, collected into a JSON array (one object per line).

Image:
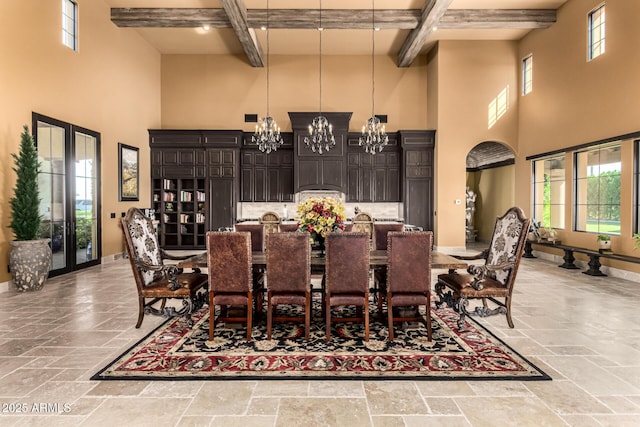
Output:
[
  {"xmin": 196, "ymin": 191, "xmax": 206, "ymax": 201},
  {"xmin": 180, "ymin": 191, "xmax": 193, "ymax": 202},
  {"xmin": 163, "ymin": 191, "xmax": 175, "ymax": 201},
  {"xmin": 195, "ymin": 213, "xmax": 205, "ymax": 223},
  {"xmin": 162, "ymin": 179, "xmax": 175, "ymax": 190},
  {"xmin": 180, "ymin": 214, "xmax": 191, "ymax": 223}
]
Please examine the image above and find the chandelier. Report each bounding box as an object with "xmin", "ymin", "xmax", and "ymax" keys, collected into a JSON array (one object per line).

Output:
[
  {"xmin": 304, "ymin": 0, "xmax": 335, "ymax": 154},
  {"xmin": 251, "ymin": 0, "xmax": 282, "ymax": 153},
  {"xmin": 359, "ymin": 0, "xmax": 388, "ymax": 155}
]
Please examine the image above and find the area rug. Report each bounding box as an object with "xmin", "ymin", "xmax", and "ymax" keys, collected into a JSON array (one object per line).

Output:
[{"xmin": 92, "ymin": 305, "xmax": 550, "ymax": 381}]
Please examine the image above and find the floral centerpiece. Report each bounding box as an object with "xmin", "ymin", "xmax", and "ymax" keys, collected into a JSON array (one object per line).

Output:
[{"xmin": 295, "ymin": 197, "xmax": 346, "ymax": 248}]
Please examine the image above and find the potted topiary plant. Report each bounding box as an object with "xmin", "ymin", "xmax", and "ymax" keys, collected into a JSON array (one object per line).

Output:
[
  {"xmin": 8, "ymin": 125, "xmax": 51, "ymax": 292},
  {"xmin": 597, "ymin": 234, "xmax": 611, "ymax": 253},
  {"xmin": 633, "ymin": 233, "xmax": 640, "ymax": 250}
]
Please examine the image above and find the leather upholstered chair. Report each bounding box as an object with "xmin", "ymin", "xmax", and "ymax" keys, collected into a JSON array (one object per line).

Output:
[
  {"xmin": 234, "ymin": 223, "xmax": 266, "ymax": 311},
  {"xmin": 325, "ymin": 232, "xmax": 370, "ymax": 341},
  {"xmin": 121, "ymin": 208, "xmax": 208, "ymax": 328},
  {"xmin": 435, "ymin": 207, "xmax": 531, "ymax": 330},
  {"xmin": 278, "ymin": 223, "xmax": 299, "ymax": 232},
  {"xmin": 206, "ymin": 231, "xmax": 254, "ymax": 341},
  {"xmin": 234, "ymin": 223, "xmax": 265, "ymax": 252},
  {"xmin": 265, "ymin": 232, "xmax": 312, "ymax": 340},
  {"xmin": 372, "ymin": 223, "xmax": 405, "ymax": 317},
  {"xmin": 385, "ymin": 231, "xmax": 433, "ymax": 341}
]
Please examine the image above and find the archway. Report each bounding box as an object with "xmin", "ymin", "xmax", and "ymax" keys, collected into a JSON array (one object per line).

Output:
[{"xmin": 465, "ymin": 141, "xmax": 516, "ymax": 243}]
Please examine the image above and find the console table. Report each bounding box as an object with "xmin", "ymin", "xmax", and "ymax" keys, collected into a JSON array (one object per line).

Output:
[{"xmin": 528, "ymin": 241, "xmax": 640, "ymax": 276}]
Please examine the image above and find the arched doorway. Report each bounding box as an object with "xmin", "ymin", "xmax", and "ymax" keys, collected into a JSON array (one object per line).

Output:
[{"xmin": 465, "ymin": 141, "xmax": 516, "ymax": 243}]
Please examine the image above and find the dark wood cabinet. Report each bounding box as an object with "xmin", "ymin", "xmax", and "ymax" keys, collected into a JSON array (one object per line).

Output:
[
  {"xmin": 240, "ymin": 148, "xmax": 293, "ymax": 202},
  {"xmin": 346, "ymin": 134, "xmax": 400, "ymax": 202},
  {"xmin": 400, "ymin": 130, "xmax": 435, "ymax": 231},
  {"xmin": 289, "ymin": 112, "xmax": 352, "ymax": 193},
  {"xmin": 149, "ymin": 130, "xmax": 240, "ymax": 248}
]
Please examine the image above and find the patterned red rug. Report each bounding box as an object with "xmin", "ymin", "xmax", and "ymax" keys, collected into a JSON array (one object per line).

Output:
[{"xmin": 92, "ymin": 305, "xmax": 550, "ymax": 381}]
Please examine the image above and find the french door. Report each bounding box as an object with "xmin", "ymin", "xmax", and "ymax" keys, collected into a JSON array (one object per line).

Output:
[{"xmin": 33, "ymin": 113, "xmax": 101, "ymax": 277}]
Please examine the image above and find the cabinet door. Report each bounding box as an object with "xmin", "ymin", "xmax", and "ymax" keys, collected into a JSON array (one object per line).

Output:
[{"xmin": 208, "ymin": 178, "xmax": 235, "ymax": 231}]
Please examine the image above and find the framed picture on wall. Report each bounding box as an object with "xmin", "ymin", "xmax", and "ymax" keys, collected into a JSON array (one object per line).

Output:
[{"xmin": 118, "ymin": 143, "xmax": 139, "ymax": 201}]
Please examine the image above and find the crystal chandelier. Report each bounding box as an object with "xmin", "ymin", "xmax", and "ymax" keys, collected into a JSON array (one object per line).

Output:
[
  {"xmin": 304, "ymin": 0, "xmax": 335, "ymax": 154},
  {"xmin": 359, "ymin": 0, "xmax": 388, "ymax": 155},
  {"xmin": 251, "ymin": 0, "xmax": 282, "ymax": 153}
]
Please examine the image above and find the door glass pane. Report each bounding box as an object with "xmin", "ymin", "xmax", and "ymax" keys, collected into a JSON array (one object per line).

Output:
[
  {"xmin": 75, "ymin": 131, "xmax": 98, "ymax": 264},
  {"xmin": 37, "ymin": 122, "xmax": 67, "ymax": 271}
]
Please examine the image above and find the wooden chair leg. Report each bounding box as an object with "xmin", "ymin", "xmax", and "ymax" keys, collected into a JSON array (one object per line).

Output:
[
  {"xmin": 425, "ymin": 295, "xmax": 432, "ymax": 342},
  {"xmin": 267, "ymin": 291, "xmax": 273, "ymax": 340},
  {"xmin": 209, "ymin": 292, "xmax": 215, "ymax": 341},
  {"xmin": 136, "ymin": 297, "xmax": 145, "ymax": 329},
  {"xmin": 387, "ymin": 292, "xmax": 394, "ymax": 342},
  {"xmin": 505, "ymin": 296, "xmax": 514, "ymax": 328},
  {"xmin": 364, "ymin": 295, "xmax": 370, "ymax": 342},
  {"xmin": 246, "ymin": 291, "xmax": 253, "ymax": 341},
  {"xmin": 325, "ymin": 297, "xmax": 331, "ymax": 342},
  {"xmin": 305, "ymin": 292, "xmax": 311, "ymax": 341}
]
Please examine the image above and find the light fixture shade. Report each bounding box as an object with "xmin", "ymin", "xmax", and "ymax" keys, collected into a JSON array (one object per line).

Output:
[
  {"xmin": 253, "ymin": 0, "xmax": 283, "ymax": 153},
  {"xmin": 305, "ymin": 0, "xmax": 335, "ymax": 155},
  {"xmin": 252, "ymin": 116, "xmax": 282, "ymax": 154},
  {"xmin": 360, "ymin": 0, "xmax": 389, "ymax": 155},
  {"xmin": 359, "ymin": 116, "xmax": 388, "ymax": 154},
  {"xmin": 304, "ymin": 116, "xmax": 335, "ymax": 154}
]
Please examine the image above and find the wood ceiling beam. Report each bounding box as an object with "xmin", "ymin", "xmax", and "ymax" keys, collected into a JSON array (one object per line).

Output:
[
  {"xmin": 220, "ymin": 0, "xmax": 263, "ymax": 67},
  {"xmin": 111, "ymin": 8, "xmax": 556, "ymax": 31},
  {"xmin": 397, "ymin": 0, "xmax": 453, "ymax": 68}
]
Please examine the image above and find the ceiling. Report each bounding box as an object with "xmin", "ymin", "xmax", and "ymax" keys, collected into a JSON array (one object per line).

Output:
[{"xmin": 105, "ymin": 0, "xmax": 568, "ymax": 66}]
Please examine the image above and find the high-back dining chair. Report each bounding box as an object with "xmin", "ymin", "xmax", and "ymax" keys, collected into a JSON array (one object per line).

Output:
[
  {"xmin": 121, "ymin": 208, "xmax": 208, "ymax": 328},
  {"xmin": 234, "ymin": 223, "xmax": 266, "ymax": 311},
  {"xmin": 325, "ymin": 232, "xmax": 370, "ymax": 342},
  {"xmin": 266, "ymin": 232, "xmax": 311, "ymax": 340},
  {"xmin": 385, "ymin": 231, "xmax": 433, "ymax": 341},
  {"xmin": 206, "ymin": 231, "xmax": 253, "ymax": 341},
  {"xmin": 278, "ymin": 223, "xmax": 299, "ymax": 232},
  {"xmin": 372, "ymin": 223, "xmax": 405, "ymax": 319},
  {"xmin": 259, "ymin": 211, "xmax": 281, "ymax": 234},
  {"xmin": 435, "ymin": 207, "xmax": 530, "ymax": 330}
]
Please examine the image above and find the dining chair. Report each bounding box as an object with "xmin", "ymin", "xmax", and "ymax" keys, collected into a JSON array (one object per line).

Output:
[
  {"xmin": 259, "ymin": 211, "xmax": 281, "ymax": 234},
  {"xmin": 265, "ymin": 232, "xmax": 311, "ymax": 340},
  {"xmin": 278, "ymin": 223, "xmax": 299, "ymax": 232},
  {"xmin": 234, "ymin": 223, "xmax": 266, "ymax": 311},
  {"xmin": 325, "ymin": 232, "xmax": 370, "ymax": 342},
  {"xmin": 435, "ymin": 207, "xmax": 530, "ymax": 330},
  {"xmin": 206, "ymin": 231, "xmax": 253, "ymax": 341},
  {"xmin": 121, "ymin": 208, "xmax": 208, "ymax": 328},
  {"xmin": 386, "ymin": 231, "xmax": 433, "ymax": 341},
  {"xmin": 372, "ymin": 223, "xmax": 405, "ymax": 318}
]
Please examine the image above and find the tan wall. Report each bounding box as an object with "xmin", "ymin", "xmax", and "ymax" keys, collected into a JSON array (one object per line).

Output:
[
  {"xmin": 0, "ymin": 0, "xmax": 161, "ymax": 283},
  {"xmin": 516, "ymin": 0, "xmax": 640, "ymax": 268},
  {"xmin": 432, "ymin": 40, "xmax": 520, "ymax": 248},
  {"xmin": 468, "ymin": 166, "xmax": 516, "ymax": 242},
  {"xmin": 161, "ymin": 54, "xmax": 428, "ymax": 131}
]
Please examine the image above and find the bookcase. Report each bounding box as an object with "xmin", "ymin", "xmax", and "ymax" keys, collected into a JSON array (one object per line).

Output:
[{"xmin": 152, "ymin": 178, "xmax": 207, "ymax": 248}]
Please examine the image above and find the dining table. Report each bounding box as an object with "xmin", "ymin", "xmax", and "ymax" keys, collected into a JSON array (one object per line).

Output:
[{"xmin": 177, "ymin": 250, "xmax": 468, "ymax": 271}]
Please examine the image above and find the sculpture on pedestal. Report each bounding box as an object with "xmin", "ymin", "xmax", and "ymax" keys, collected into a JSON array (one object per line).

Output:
[{"xmin": 465, "ymin": 187, "xmax": 477, "ymax": 242}]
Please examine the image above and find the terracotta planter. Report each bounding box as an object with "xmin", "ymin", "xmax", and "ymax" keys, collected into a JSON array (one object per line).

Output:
[{"xmin": 9, "ymin": 239, "xmax": 52, "ymax": 292}]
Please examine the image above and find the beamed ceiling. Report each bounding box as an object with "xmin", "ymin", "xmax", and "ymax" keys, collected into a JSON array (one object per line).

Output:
[{"xmin": 107, "ymin": 0, "xmax": 568, "ymax": 67}]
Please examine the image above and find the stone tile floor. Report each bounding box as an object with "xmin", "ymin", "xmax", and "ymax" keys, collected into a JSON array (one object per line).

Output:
[{"xmin": 0, "ymin": 253, "xmax": 639, "ymax": 426}]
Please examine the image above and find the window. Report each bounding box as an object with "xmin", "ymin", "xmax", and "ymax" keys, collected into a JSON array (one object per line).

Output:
[
  {"xmin": 574, "ymin": 142, "xmax": 621, "ymax": 234},
  {"xmin": 522, "ymin": 55, "xmax": 533, "ymax": 95},
  {"xmin": 533, "ymin": 155, "xmax": 565, "ymax": 229},
  {"xmin": 635, "ymin": 140, "xmax": 640, "ymax": 234},
  {"xmin": 588, "ymin": 4, "xmax": 605, "ymax": 61},
  {"xmin": 62, "ymin": 0, "xmax": 78, "ymax": 51}
]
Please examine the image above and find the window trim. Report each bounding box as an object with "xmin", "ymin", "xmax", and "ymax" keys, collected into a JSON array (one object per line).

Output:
[
  {"xmin": 587, "ymin": 3, "xmax": 605, "ymax": 61},
  {"xmin": 522, "ymin": 54, "xmax": 533, "ymax": 95},
  {"xmin": 532, "ymin": 155, "xmax": 565, "ymax": 230},
  {"xmin": 573, "ymin": 141, "xmax": 621, "ymax": 235},
  {"xmin": 62, "ymin": 0, "xmax": 78, "ymax": 51},
  {"xmin": 634, "ymin": 140, "xmax": 640, "ymax": 235}
]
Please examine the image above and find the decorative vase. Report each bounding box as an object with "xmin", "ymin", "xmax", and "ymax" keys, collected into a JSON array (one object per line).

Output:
[
  {"xmin": 598, "ymin": 240, "xmax": 611, "ymax": 252},
  {"xmin": 9, "ymin": 239, "xmax": 52, "ymax": 292}
]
